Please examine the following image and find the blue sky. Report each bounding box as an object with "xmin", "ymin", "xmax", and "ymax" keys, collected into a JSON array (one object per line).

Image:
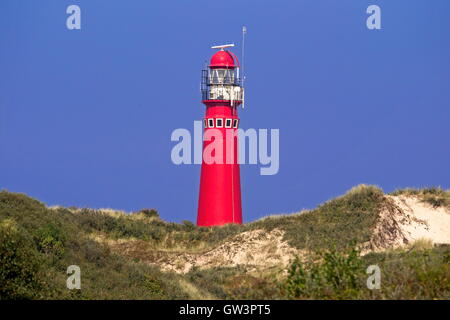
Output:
[{"xmin": 0, "ymin": 0, "xmax": 449, "ymax": 223}]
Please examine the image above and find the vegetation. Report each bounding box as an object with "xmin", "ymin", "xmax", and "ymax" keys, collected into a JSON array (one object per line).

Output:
[
  {"xmin": 0, "ymin": 185, "xmax": 448, "ymax": 300},
  {"xmin": 284, "ymin": 244, "xmax": 450, "ymax": 300},
  {"xmin": 390, "ymin": 187, "xmax": 449, "ymax": 209},
  {"xmin": 0, "ymin": 191, "xmax": 188, "ymax": 300},
  {"xmin": 285, "ymin": 246, "xmax": 364, "ymax": 299},
  {"xmin": 250, "ymin": 185, "xmax": 386, "ymax": 251}
]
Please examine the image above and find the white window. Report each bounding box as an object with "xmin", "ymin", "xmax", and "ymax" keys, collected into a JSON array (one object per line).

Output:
[
  {"xmin": 233, "ymin": 119, "xmax": 239, "ymax": 128},
  {"xmin": 216, "ymin": 118, "xmax": 223, "ymax": 128},
  {"xmin": 225, "ymin": 119, "xmax": 232, "ymax": 128},
  {"xmin": 208, "ymin": 118, "xmax": 214, "ymax": 128},
  {"xmin": 204, "ymin": 119, "xmax": 208, "ymax": 128}
]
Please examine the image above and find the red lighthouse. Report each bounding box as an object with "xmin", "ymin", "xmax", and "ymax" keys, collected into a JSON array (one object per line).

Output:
[{"xmin": 197, "ymin": 44, "xmax": 244, "ymax": 226}]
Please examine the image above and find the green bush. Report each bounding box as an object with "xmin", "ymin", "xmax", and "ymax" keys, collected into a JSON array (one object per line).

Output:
[
  {"xmin": 138, "ymin": 208, "xmax": 159, "ymax": 218},
  {"xmin": 285, "ymin": 246, "xmax": 364, "ymax": 299},
  {"xmin": 143, "ymin": 275, "xmax": 165, "ymax": 298},
  {"xmin": 0, "ymin": 220, "xmax": 44, "ymax": 299},
  {"xmin": 363, "ymin": 245, "xmax": 450, "ymax": 299},
  {"xmin": 284, "ymin": 245, "xmax": 450, "ymax": 300},
  {"xmin": 182, "ymin": 220, "xmax": 195, "ymax": 231},
  {"xmin": 34, "ymin": 223, "xmax": 66, "ymax": 258}
]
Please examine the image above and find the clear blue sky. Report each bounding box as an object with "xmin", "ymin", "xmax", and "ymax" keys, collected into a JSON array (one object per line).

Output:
[{"xmin": 1, "ymin": 0, "xmax": 449, "ymax": 223}]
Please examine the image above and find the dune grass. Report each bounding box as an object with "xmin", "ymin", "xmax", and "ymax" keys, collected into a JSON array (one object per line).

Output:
[
  {"xmin": 1, "ymin": 185, "xmax": 448, "ymax": 300},
  {"xmin": 390, "ymin": 187, "xmax": 449, "ymax": 209}
]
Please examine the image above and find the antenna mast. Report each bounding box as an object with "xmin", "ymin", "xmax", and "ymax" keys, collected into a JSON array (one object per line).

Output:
[{"xmin": 241, "ymin": 26, "xmax": 247, "ymax": 108}]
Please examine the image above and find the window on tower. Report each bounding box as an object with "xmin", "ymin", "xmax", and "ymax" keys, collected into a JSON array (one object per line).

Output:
[
  {"xmin": 217, "ymin": 70, "xmax": 226, "ymax": 84},
  {"xmin": 225, "ymin": 119, "xmax": 232, "ymax": 128},
  {"xmin": 204, "ymin": 119, "xmax": 208, "ymax": 128},
  {"xmin": 208, "ymin": 119, "xmax": 214, "ymax": 128},
  {"xmin": 233, "ymin": 119, "xmax": 239, "ymax": 128},
  {"xmin": 209, "ymin": 69, "xmax": 218, "ymax": 84},
  {"xmin": 216, "ymin": 118, "xmax": 223, "ymax": 128}
]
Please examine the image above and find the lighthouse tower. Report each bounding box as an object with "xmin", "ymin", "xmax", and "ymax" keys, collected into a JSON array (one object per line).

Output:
[{"xmin": 197, "ymin": 44, "xmax": 244, "ymax": 226}]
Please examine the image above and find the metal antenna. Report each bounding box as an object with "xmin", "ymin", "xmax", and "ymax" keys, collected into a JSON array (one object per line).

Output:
[{"xmin": 241, "ymin": 26, "xmax": 247, "ymax": 108}]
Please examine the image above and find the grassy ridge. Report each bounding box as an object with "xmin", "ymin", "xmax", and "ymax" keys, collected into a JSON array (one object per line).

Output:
[
  {"xmin": 0, "ymin": 191, "xmax": 187, "ymax": 299},
  {"xmin": 390, "ymin": 187, "xmax": 449, "ymax": 209},
  {"xmin": 250, "ymin": 185, "xmax": 386, "ymax": 251},
  {"xmin": 0, "ymin": 185, "xmax": 449, "ymax": 300}
]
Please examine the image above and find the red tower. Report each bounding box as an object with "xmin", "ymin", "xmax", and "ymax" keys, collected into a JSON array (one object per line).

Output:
[{"xmin": 197, "ymin": 44, "xmax": 244, "ymax": 226}]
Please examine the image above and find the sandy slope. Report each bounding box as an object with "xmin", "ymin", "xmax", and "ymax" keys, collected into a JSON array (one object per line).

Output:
[
  {"xmin": 157, "ymin": 229, "xmax": 299, "ymax": 273},
  {"xmin": 388, "ymin": 195, "xmax": 450, "ymax": 245}
]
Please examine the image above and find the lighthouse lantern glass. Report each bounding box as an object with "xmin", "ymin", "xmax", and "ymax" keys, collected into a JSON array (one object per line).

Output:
[
  {"xmin": 201, "ymin": 55, "xmax": 243, "ymax": 103},
  {"xmin": 209, "ymin": 69, "xmax": 235, "ymax": 85}
]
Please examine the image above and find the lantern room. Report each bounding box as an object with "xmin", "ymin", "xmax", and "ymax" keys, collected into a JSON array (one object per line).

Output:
[{"xmin": 201, "ymin": 44, "xmax": 244, "ymax": 106}]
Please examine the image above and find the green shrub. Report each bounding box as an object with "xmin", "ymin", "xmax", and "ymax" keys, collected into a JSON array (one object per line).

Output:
[
  {"xmin": 139, "ymin": 208, "xmax": 159, "ymax": 218},
  {"xmin": 181, "ymin": 220, "xmax": 195, "ymax": 231},
  {"xmin": 143, "ymin": 275, "xmax": 165, "ymax": 298},
  {"xmin": 285, "ymin": 246, "xmax": 365, "ymax": 299},
  {"xmin": 0, "ymin": 220, "xmax": 44, "ymax": 299},
  {"xmin": 363, "ymin": 245, "xmax": 450, "ymax": 299},
  {"xmin": 34, "ymin": 223, "xmax": 66, "ymax": 258}
]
